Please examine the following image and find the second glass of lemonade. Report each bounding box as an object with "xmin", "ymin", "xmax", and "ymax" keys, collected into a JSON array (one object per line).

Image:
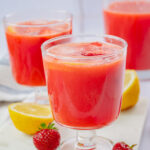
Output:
[
  {"xmin": 103, "ymin": 0, "xmax": 150, "ymax": 79},
  {"xmin": 3, "ymin": 10, "xmax": 72, "ymax": 102}
]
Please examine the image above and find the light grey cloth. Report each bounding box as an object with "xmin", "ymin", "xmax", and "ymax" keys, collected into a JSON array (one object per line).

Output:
[{"xmin": 0, "ymin": 64, "xmax": 34, "ymax": 102}]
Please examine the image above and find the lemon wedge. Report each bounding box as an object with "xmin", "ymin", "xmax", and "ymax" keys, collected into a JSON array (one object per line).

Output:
[
  {"xmin": 7, "ymin": 26, "xmax": 16, "ymax": 34},
  {"xmin": 8, "ymin": 103, "xmax": 53, "ymax": 135},
  {"xmin": 121, "ymin": 70, "xmax": 140, "ymax": 110}
]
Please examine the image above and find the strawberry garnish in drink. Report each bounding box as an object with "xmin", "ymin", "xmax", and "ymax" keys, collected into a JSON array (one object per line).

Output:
[{"xmin": 33, "ymin": 123, "xmax": 60, "ymax": 150}]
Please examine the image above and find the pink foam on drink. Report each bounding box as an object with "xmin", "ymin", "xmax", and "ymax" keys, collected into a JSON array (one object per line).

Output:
[
  {"xmin": 12, "ymin": 21, "xmax": 70, "ymax": 36},
  {"xmin": 46, "ymin": 42, "xmax": 123, "ymax": 63},
  {"xmin": 108, "ymin": 1, "xmax": 150, "ymax": 14}
]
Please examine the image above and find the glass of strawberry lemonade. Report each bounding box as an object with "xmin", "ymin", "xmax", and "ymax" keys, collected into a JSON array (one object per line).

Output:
[
  {"xmin": 103, "ymin": 0, "xmax": 150, "ymax": 79},
  {"xmin": 3, "ymin": 10, "xmax": 72, "ymax": 102},
  {"xmin": 42, "ymin": 34, "xmax": 127, "ymax": 149}
]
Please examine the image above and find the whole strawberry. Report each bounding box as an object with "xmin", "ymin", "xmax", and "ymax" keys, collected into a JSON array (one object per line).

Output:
[
  {"xmin": 113, "ymin": 142, "xmax": 136, "ymax": 150},
  {"xmin": 33, "ymin": 123, "xmax": 60, "ymax": 150}
]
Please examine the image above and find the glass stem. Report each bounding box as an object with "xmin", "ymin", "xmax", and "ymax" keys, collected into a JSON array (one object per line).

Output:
[
  {"xmin": 75, "ymin": 130, "xmax": 96, "ymax": 150},
  {"xmin": 34, "ymin": 86, "xmax": 49, "ymax": 104}
]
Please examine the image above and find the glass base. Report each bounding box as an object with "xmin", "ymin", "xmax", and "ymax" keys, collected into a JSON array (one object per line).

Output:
[
  {"xmin": 136, "ymin": 70, "xmax": 150, "ymax": 80},
  {"xmin": 60, "ymin": 137, "xmax": 113, "ymax": 150},
  {"xmin": 24, "ymin": 86, "xmax": 49, "ymax": 104}
]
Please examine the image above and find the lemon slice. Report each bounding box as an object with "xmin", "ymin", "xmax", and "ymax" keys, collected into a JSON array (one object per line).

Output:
[
  {"xmin": 7, "ymin": 26, "xmax": 16, "ymax": 34},
  {"xmin": 121, "ymin": 70, "xmax": 140, "ymax": 110},
  {"xmin": 8, "ymin": 103, "xmax": 53, "ymax": 135}
]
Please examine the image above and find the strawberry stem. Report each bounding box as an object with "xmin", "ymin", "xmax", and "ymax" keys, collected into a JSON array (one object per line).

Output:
[
  {"xmin": 48, "ymin": 123, "xmax": 57, "ymax": 130},
  {"xmin": 130, "ymin": 144, "xmax": 137, "ymax": 149},
  {"xmin": 41, "ymin": 123, "xmax": 47, "ymax": 129},
  {"xmin": 39, "ymin": 122, "xmax": 58, "ymax": 130}
]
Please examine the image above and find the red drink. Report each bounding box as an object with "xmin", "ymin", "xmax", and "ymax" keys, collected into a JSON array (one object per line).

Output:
[
  {"xmin": 43, "ymin": 40, "xmax": 126, "ymax": 129},
  {"xmin": 5, "ymin": 21, "xmax": 72, "ymax": 86},
  {"xmin": 103, "ymin": 0, "xmax": 150, "ymax": 70}
]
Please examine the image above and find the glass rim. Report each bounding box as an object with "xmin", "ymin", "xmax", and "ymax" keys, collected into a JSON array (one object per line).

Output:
[
  {"xmin": 41, "ymin": 34, "xmax": 128, "ymax": 61},
  {"xmin": 3, "ymin": 10, "xmax": 72, "ymax": 28}
]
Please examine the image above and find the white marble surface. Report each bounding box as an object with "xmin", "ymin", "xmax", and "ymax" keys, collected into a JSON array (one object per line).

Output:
[{"xmin": 0, "ymin": 98, "xmax": 148, "ymax": 150}]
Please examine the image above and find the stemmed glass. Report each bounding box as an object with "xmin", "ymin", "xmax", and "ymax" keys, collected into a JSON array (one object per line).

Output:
[
  {"xmin": 3, "ymin": 10, "xmax": 72, "ymax": 103},
  {"xmin": 41, "ymin": 34, "xmax": 127, "ymax": 149}
]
